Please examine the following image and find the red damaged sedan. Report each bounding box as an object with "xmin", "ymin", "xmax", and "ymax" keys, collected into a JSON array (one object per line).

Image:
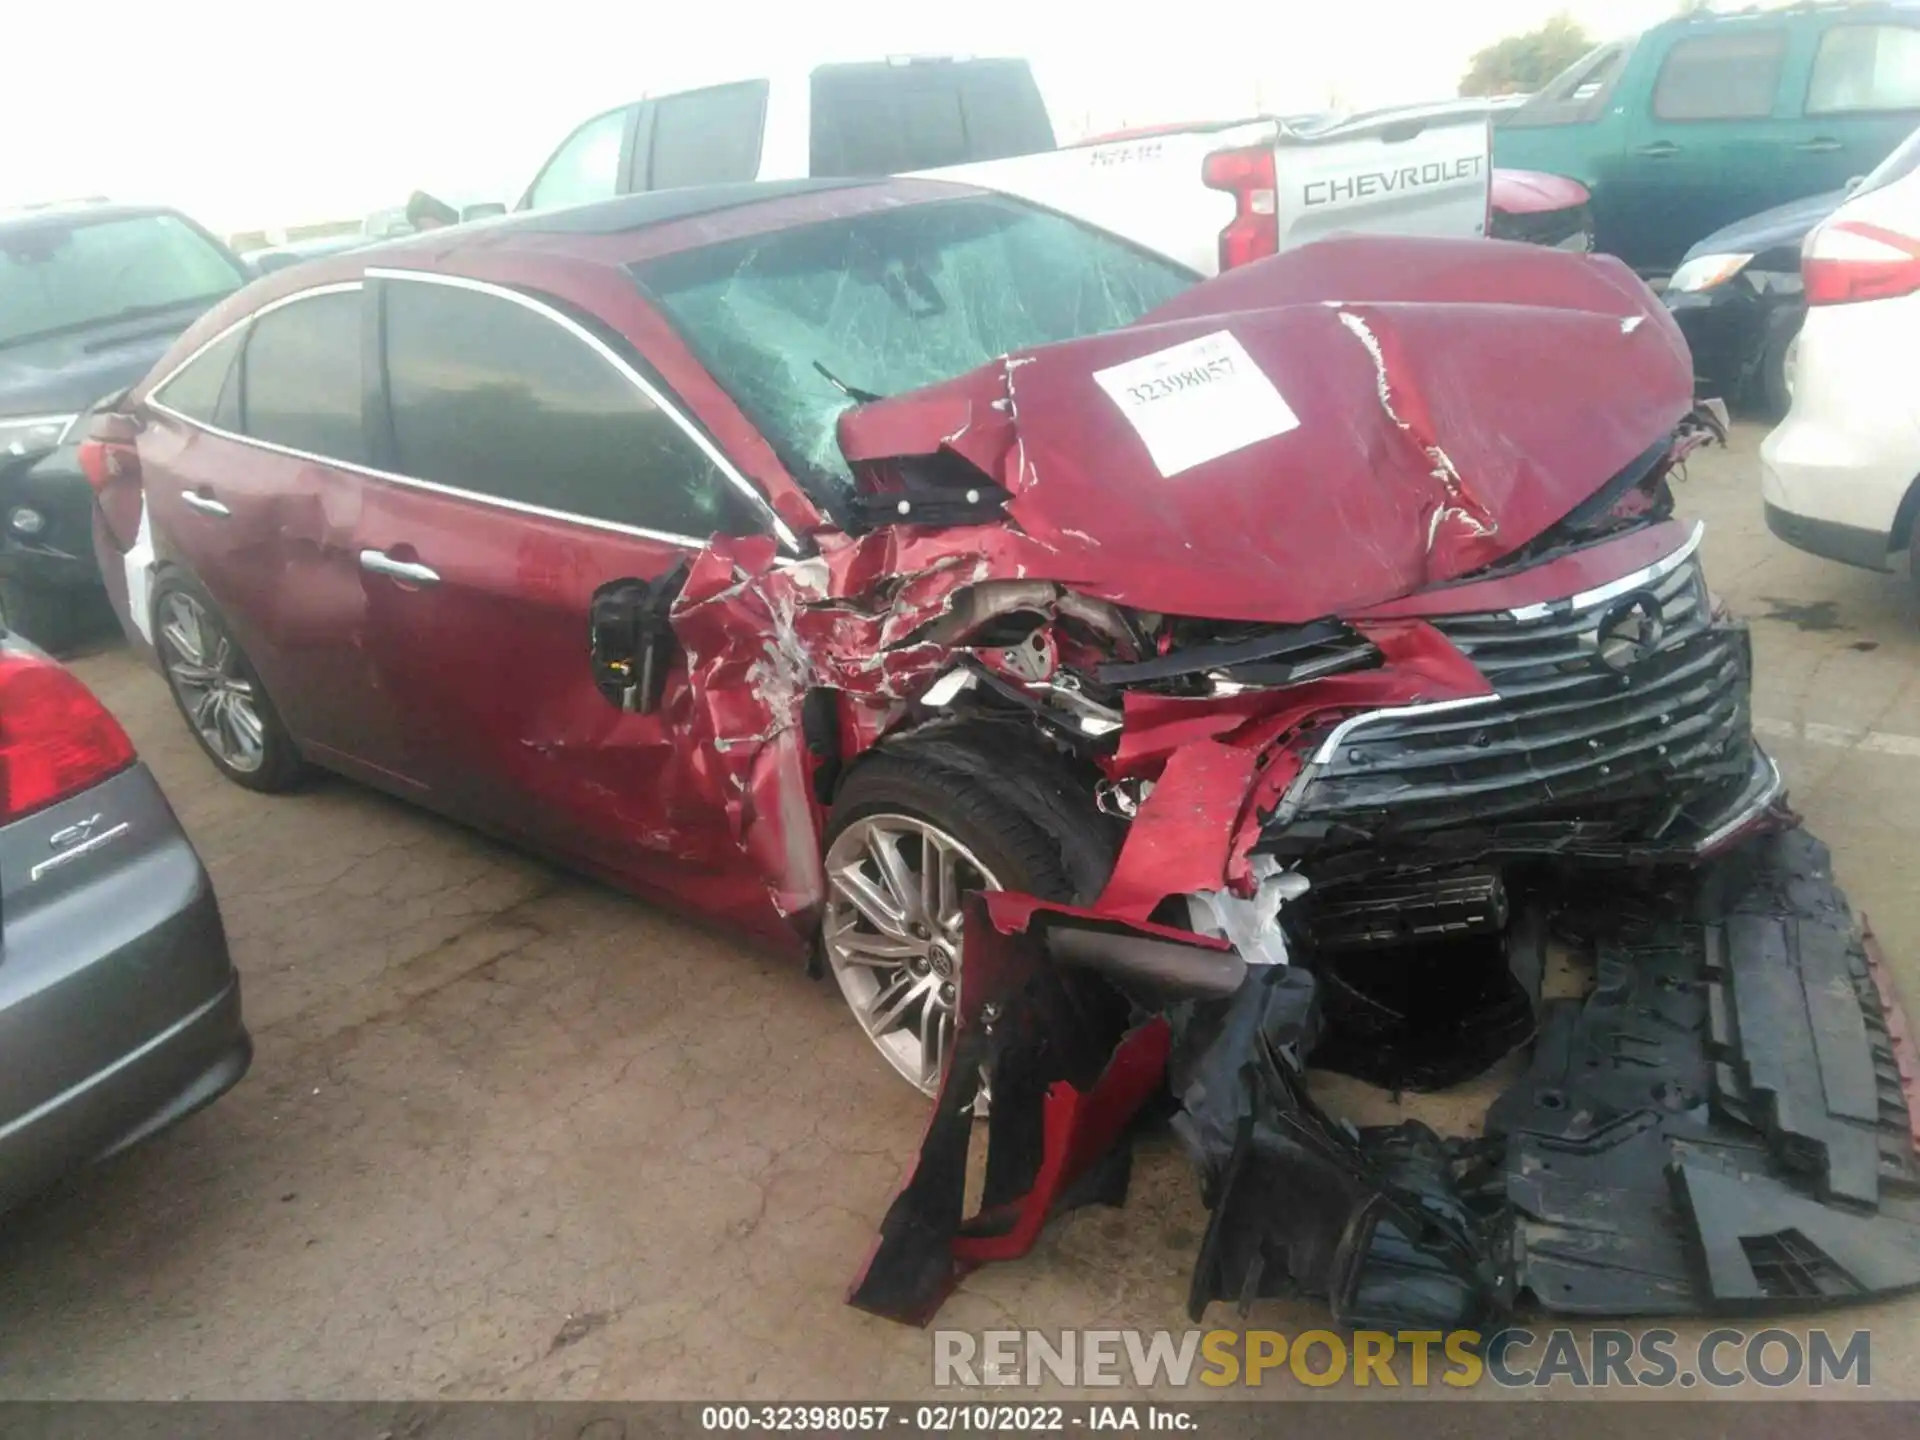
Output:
[{"xmin": 85, "ymin": 179, "xmax": 1920, "ymax": 1328}]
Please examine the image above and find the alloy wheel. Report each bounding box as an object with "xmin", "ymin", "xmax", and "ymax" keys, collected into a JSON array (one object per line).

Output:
[
  {"xmin": 822, "ymin": 813, "xmax": 1000, "ymax": 1097},
  {"xmin": 158, "ymin": 592, "xmax": 267, "ymax": 774}
]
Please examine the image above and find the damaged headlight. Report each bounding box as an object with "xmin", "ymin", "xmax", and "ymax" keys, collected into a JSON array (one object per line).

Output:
[{"xmin": 1666, "ymin": 252, "xmax": 1754, "ymax": 294}]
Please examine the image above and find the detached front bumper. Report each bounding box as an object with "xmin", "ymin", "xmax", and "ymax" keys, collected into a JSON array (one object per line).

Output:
[{"xmin": 852, "ymin": 824, "xmax": 1920, "ymax": 1327}]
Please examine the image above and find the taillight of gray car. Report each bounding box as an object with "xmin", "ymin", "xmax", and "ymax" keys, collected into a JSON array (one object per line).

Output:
[{"xmin": 0, "ymin": 633, "xmax": 249, "ymax": 1214}]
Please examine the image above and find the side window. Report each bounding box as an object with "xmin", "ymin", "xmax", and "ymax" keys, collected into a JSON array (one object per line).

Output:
[
  {"xmin": 811, "ymin": 68, "xmax": 967, "ymax": 175},
  {"xmin": 645, "ymin": 83, "xmax": 768, "ymax": 190},
  {"xmin": 242, "ymin": 290, "xmax": 364, "ymax": 462},
  {"xmin": 153, "ymin": 328, "xmax": 244, "ymax": 430},
  {"xmin": 954, "ymin": 62, "xmax": 1056, "ymax": 161},
  {"xmin": 525, "ymin": 105, "xmax": 632, "ymax": 211},
  {"xmin": 1504, "ymin": 42, "xmax": 1634, "ymax": 128},
  {"xmin": 1807, "ymin": 24, "xmax": 1920, "ymax": 114},
  {"xmin": 1651, "ymin": 31, "xmax": 1789, "ymax": 121},
  {"xmin": 379, "ymin": 278, "xmax": 762, "ymax": 539}
]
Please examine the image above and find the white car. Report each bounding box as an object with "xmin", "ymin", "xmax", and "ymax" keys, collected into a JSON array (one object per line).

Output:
[{"xmin": 1760, "ymin": 125, "xmax": 1920, "ymax": 588}]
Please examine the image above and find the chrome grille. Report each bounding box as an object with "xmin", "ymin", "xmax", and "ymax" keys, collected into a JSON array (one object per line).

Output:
[{"xmin": 1271, "ymin": 545, "xmax": 1758, "ymax": 852}]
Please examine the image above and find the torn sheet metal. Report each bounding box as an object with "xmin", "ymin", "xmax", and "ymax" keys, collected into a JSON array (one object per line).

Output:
[{"xmin": 848, "ymin": 892, "xmax": 1208, "ymax": 1325}]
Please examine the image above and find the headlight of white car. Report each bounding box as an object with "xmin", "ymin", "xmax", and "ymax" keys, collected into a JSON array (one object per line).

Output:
[
  {"xmin": 0, "ymin": 413, "xmax": 82, "ymax": 459},
  {"xmin": 1667, "ymin": 253, "xmax": 1755, "ymax": 294}
]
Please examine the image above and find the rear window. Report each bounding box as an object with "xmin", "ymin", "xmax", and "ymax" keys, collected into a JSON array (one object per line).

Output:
[
  {"xmin": 1652, "ymin": 30, "xmax": 1788, "ymax": 121},
  {"xmin": 631, "ymin": 196, "xmax": 1192, "ymax": 504},
  {"xmin": 809, "ymin": 61, "xmax": 1056, "ymax": 176},
  {"xmin": 1, "ymin": 212, "xmax": 245, "ymax": 349},
  {"xmin": 647, "ymin": 82, "xmax": 769, "ymax": 190}
]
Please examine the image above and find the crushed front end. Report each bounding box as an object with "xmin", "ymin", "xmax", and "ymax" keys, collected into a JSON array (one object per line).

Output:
[
  {"xmin": 842, "ymin": 433, "xmax": 1920, "ymax": 1331},
  {"xmin": 625, "ymin": 223, "xmax": 1919, "ymax": 1327}
]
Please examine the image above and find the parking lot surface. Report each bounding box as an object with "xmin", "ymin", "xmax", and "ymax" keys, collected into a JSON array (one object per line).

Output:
[{"xmin": 3, "ymin": 423, "xmax": 1920, "ymax": 1400}]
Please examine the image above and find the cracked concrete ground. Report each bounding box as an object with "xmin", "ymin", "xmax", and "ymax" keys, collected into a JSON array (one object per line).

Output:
[{"xmin": 4, "ymin": 424, "xmax": 1920, "ymax": 1400}]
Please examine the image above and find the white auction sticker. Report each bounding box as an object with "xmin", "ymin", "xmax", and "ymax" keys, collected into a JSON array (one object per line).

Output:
[{"xmin": 1091, "ymin": 330, "xmax": 1299, "ymax": 476}]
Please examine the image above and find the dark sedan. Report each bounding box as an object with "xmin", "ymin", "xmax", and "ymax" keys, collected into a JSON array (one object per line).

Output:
[
  {"xmin": 1662, "ymin": 187, "xmax": 1847, "ymax": 418},
  {"xmin": 0, "ymin": 627, "xmax": 250, "ymax": 1213},
  {"xmin": 1, "ymin": 202, "xmax": 252, "ymax": 652}
]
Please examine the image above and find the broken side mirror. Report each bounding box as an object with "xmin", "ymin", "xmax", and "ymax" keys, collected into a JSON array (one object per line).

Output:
[{"xmin": 590, "ymin": 565, "xmax": 687, "ymax": 713}]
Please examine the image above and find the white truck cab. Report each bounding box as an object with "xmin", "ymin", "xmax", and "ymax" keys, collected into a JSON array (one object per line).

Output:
[{"xmin": 519, "ymin": 58, "xmax": 1493, "ymax": 276}]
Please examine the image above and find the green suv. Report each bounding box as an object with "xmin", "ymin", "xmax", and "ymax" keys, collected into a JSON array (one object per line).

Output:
[{"xmin": 1494, "ymin": 2, "xmax": 1920, "ymax": 273}]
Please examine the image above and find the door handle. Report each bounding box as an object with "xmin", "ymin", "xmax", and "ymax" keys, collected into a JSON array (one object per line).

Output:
[
  {"xmin": 180, "ymin": 491, "xmax": 231, "ymax": 517},
  {"xmin": 1796, "ymin": 136, "xmax": 1843, "ymax": 154},
  {"xmin": 358, "ymin": 549, "xmax": 441, "ymax": 585},
  {"xmin": 1635, "ymin": 141, "xmax": 1679, "ymax": 158}
]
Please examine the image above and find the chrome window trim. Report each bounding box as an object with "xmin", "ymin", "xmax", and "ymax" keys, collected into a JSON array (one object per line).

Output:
[
  {"xmin": 1504, "ymin": 521, "xmax": 1706, "ymax": 622},
  {"xmin": 366, "ymin": 266, "xmax": 798, "ymax": 551},
  {"xmin": 146, "ymin": 280, "xmax": 364, "ymax": 403},
  {"xmin": 143, "ymin": 273, "xmax": 797, "ymax": 554}
]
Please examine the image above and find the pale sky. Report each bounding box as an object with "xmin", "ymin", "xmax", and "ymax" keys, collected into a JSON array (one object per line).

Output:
[{"xmin": 4, "ymin": 0, "xmax": 1678, "ymax": 237}]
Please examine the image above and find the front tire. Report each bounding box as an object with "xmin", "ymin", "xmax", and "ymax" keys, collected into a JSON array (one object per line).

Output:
[
  {"xmin": 821, "ymin": 734, "xmax": 1115, "ymax": 1096},
  {"xmin": 151, "ymin": 574, "xmax": 307, "ymax": 792},
  {"xmin": 1757, "ymin": 310, "xmax": 1803, "ymax": 421}
]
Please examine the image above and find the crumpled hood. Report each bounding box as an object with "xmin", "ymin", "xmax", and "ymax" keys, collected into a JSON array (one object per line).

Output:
[{"xmin": 837, "ymin": 235, "xmax": 1692, "ymax": 625}]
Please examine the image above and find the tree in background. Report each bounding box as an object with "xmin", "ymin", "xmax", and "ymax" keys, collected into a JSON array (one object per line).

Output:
[{"xmin": 1459, "ymin": 13, "xmax": 1596, "ymax": 97}]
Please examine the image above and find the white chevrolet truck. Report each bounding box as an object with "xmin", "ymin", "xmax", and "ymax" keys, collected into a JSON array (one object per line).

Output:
[{"xmin": 515, "ymin": 58, "xmax": 1494, "ymax": 274}]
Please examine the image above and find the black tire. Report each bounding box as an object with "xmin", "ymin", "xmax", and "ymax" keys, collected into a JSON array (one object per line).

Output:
[
  {"xmin": 0, "ymin": 577, "xmax": 80, "ymax": 655},
  {"xmin": 819, "ymin": 725, "xmax": 1122, "ymax": 1095},
  {"xmin": 150, "ymin": 572, "xmax": 308, "ymax": 793},
  {"xmin": 1756, "ymin": 309, "xmax": 1804, "ymax": 421},
  {"xmin": 826, "ymin": 727, "xmax": 1119, "ymax": 907}
]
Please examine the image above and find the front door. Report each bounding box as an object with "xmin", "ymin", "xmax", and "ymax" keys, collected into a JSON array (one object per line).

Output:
[
  {"xmin": 1788, "ymin": 18, "xmax": 1920, "ymax": 197},
  {"xmin": 353, "ymin": 270, "xmax": 784, "ymax": 920},
  {"xmin": 139, "ymin": 283, "xmax": 419, "ymax": 789}
]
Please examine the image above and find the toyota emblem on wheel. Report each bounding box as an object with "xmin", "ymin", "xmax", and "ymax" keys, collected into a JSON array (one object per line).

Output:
[{"xmin": 1591, "ymin": 592, "xmax": 1665, "ymax": 674}]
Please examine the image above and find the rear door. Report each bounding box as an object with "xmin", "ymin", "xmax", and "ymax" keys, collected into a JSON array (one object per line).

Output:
[
  {"xmin": 355, "ymin": 269, "xmax": 778, "ymax": 893},
  {"xmin": 1793, "ymin": 17, "xmax": 1920, "ymax": 191},
  {"xmin": 141, "ymin": 283, "xmax": 418, "ymax": 787},
  {"xmin": 1618, "ymin": 21, "xmax": 1798, "ymax": 271}
]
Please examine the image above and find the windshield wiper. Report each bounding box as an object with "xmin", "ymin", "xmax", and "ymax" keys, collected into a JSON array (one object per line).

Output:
[
  {"xmin": 813, "ymin": 360, "xmax": 885, "ymax": 405},
  {"xmin": 0, "ymin": 291, "xmax": 237, "ymax": 351}
]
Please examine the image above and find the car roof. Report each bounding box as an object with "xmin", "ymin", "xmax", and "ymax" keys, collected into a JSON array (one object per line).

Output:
[
  {"xmin": 136, "ymin": 176, "xmax": 993, "ymax": 393},
  {"xmin": 1652, "ymin": 0, "xmax": 1920, "ymax": 31},
  {"xmin": 292, "ymin": 175, "xmax": 984, "ymax": 280}
]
